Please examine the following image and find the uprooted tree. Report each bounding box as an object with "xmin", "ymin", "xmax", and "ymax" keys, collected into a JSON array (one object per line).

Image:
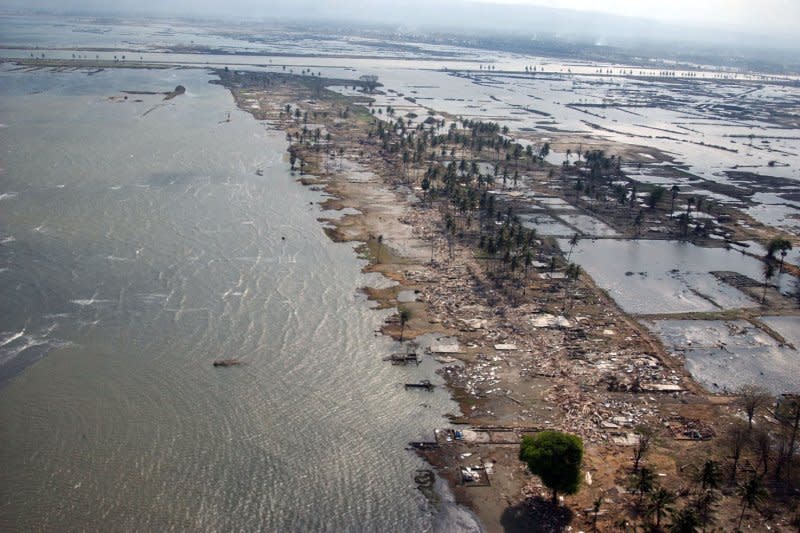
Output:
[{"xmin": 519, "ymin": 431, "xmax": 583, "ymax": 504}]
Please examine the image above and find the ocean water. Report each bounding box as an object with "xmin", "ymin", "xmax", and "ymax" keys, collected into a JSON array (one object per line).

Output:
[{"xmin": 0, "ymin": 67, "xmax": 476, "ymax": 531}]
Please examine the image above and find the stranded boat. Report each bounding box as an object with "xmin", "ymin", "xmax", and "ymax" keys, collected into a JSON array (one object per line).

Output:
[{"xmin": 404, "ymin": 379, "xmax": 434, "ymax": 391}]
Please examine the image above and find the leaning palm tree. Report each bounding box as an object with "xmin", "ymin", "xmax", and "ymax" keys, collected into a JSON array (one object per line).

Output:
[{"xmin": 566, "ymin": 232, "xmax": 580, "ymax": 261}]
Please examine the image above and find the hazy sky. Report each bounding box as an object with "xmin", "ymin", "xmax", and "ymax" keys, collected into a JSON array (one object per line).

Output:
[
  {"xmin": 480, "ymin": 0, "xmax": 799, "ymax": 34},
  {"xmin": 4, "ymin": 0, "xmax": 798, "ymax": 41}
]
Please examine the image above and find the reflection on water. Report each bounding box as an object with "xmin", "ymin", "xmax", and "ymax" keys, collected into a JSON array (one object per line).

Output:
[
  {"xmin": 647, "ymin": 318, "xmax": 800, "ymax": 395},
  {"xmin": 559, "ymin": 238, "xmax": 795, "ymax": 315},
  {"xmin": 0, "ymin": 68, "xmax": 470, "ymax": 531}
]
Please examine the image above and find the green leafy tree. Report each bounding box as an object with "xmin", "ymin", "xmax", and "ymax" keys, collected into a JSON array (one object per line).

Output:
[{"xmin": 519, "ymin": 431, "xmax": 583, "ymax": 504}]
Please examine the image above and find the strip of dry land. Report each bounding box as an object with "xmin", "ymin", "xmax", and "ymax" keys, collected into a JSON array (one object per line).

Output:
[{"xmin": 214, "ymin": 70, "xmax": 800, "ymax": 532}]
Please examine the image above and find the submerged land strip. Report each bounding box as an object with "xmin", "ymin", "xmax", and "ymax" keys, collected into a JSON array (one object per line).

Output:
[{"xmin": 206, "ymin": 69, "xmax": 800, "ymax": 531}]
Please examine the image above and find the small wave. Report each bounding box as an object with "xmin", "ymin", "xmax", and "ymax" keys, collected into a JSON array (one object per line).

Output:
[
  {"xmin": 0, "ymin": 329, "xmax": 26, "ymax": 349},
  {"xmin": 110, "ymin": 186, "xmax": 122, "ymax": 190},
  {"xmin": 0, "ymin": 192, "xmax": 17, "ymax": 201},
  {"xmin": 138, "ymin": 293, "xmax": 168, "ymax": 304},
  {"xmin": 222, "ymin": 290, "xmax": 244, "ymax": 298},
  {"xmin": 106, "ymin": 255, "xmax": 131, "ymax": 262},
  {"xmin": 0, "ymin": 334, "xmax": 72, "ymax": 368},
  {"xmin": 0, "ymin": 267, "xmax": 9, "ymax": 274},
  {"xmin": 71, "ymin": 298, "xmax": 114, "ymax": 307},
  {"xmin": 44, "ymin": 313, "xmax": 70, "ymax": 319},
  {"xmin": 0, "ymin": 235, "xmax": 16, "ymax": 245}
]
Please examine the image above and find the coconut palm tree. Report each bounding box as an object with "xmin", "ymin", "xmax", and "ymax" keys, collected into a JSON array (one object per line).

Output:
[
  {"xmin": 669, "ymin": 507, "xmax": 700, "ymax": 533},
  {"xmin": 761, "ymin": 262, "xmax": 775, "ymax": 304},
  {"xmin": 647, "ymin": 488, "xmax": 676, "ymax": 529},
  {"xmin": 766, "ymin": 237, "xmax": 792, "ymax": 273},
  {"xmin": 632, "ymin": 467, "xmax": 655, "ymax": 506},
  {"xmin": 563, "ymin": 263, "xmax": 582, "ymax": 312},
  {"xmin": 697, "ymin": 459, "xmax": 721, "ymax": 491},
  {"xmin": 691, "ymin": 489, "xmax": 718, "ymax": 532},
  {"xmin": 566, "ymin": 232, "xmax": 580, "ymax": 262},
  {"xmin": 736, "ymin": 477, "xmax": 767, "ymax": 530}
]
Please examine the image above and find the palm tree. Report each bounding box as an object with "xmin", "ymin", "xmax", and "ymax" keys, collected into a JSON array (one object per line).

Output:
[
  {"xmin": 398, "ymin": 307, "xmax": 412, "ymax": 342},
  {"xmin": 696, "ymin": 459, "xmax": 721, "ymax": 490},
  {"xmin": 766, "ymin": 237, "xmax": 792, "ymax": 274},
  {"xmin": 691, "ymin": 489, "xmax": 718, "ymax": 531},
  {"xmin": 736, "ymin": 477, "xmax": 767, "ymax": 530},
  {"xmin": 669, "ymin": 507, "xmax": 700, "ymax": 533},
  {"xmin": 647, "ymin": 487, "xmax": 676, "ymax": 529},
  {"xmin": 677, "ymin": 213, "xmax": 691, "ymax": 239},
  {"xmin": 566, "ymin": 232, "xmax": 580, "ymax": 262},
  {"xmin": 632, "ymin": 467, "xmax": 655, "ymax": 506},
  {"xmin": 563, "ymin": 263, "xmax": 582, "ymax": 312},
  {"xmin": 761, "ymin": 262, "xmax": 775, "ymax": 304}
]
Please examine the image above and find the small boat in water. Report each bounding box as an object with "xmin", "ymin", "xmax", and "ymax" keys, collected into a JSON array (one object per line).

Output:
[{"xmin": 213, "ymin": 359, "xmax": 243, "ymax": 367}]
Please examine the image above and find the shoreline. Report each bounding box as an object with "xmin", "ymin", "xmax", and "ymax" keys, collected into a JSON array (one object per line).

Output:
[{"xmin": 213, "ymin": 69, "xmax": 799, "ymax": 531}]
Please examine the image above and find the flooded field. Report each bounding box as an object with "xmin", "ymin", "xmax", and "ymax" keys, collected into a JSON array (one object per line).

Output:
[
  {"xmin": 647, "ymin": 317, "xmax": 800, "ymax": 395},
  {"xmin": 559, "ymin": 239, "xmax": 793, "ymax": 315}
]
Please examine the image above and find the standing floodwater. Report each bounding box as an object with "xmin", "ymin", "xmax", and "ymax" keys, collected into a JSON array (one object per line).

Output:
[{"xmin": 0, "ymin": 68, "xmax": 473, "ymax": 531}]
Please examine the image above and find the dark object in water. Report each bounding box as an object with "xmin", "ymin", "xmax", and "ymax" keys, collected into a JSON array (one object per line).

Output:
[
  {"xmin": 409, "ymin": 441, "xmax": 439, "ymax": 450},
  {"xmin": 213, "ymin": 359, "xmax": 242, "ymax": 367},
  {"xmin": 404, "ymin": 379, "xmax": 434, "ymax": 391},
  {"xmin": 384, "ymin": 352, "xmax": 419, "ymax": 365},
  {"xmin": 163, "ymin": 85, "xmax": 186, "ymax": 100}
]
